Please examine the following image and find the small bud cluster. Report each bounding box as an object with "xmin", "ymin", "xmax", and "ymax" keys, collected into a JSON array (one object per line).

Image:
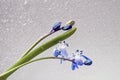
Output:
[{"xmin": 51, "ymin": 20, "xmax": 75, "ymax": 32}]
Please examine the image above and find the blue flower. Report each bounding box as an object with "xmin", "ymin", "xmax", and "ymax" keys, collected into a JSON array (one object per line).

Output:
[
  {"xmin": 71, "ymin": 50, "xmax": 93, "ymax": 70},
  {"xmin": 71, "ymin": 50, "xmax": 83, "ymax": 70},
  {"xmin": 53, "ymin": 41, "xmax": 68, "ymax": 63},
  {"xmin": 52, "ymin": 22, "xmax": 62, "ymax": 32}
]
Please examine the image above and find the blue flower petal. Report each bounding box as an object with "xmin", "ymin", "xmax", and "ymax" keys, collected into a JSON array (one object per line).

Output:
[
  {"xmin": 77, "ymin": 59, "xmax": 83, "ymax": 66},
  {"xmin": 81, "ymin": 55, "xmax": 92, "ymax": 66},
  {"xmin": 71, "ymin": 62, "xmax": 76, "ymax": 70},
  {"xmin": 52, "ymin": 22, "xmax": 62, "ymax": 31},
  {"xmin": 53, "ymin": 49, "xmax": 60, "ymax": 57},
  {"xmin": 84, "ymin": 60, "xmax": 92, "ymax": 65},
  {"xmin": 71, "ymin": 59, "xmax": 79, "ymax": 70},
  {"xmin": 60, "ymin": 48, "xmax": 68, "ymax": 57},
  {"xmin": 71, "ymin": 62, "xmax": 78, "ymax": 70}
]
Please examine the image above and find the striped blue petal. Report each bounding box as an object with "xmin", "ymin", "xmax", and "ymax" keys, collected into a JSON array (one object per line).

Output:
[
  {"xmin": 53, "ymin": 48, "xmax": 60, "ymax": 57},
  {"xmin": 71, "ymin": 62, "xmax": 78, "ymax": 70},
  {"xmin": 60, "ymin": 48, "xmax": 68, "ymax": 57},
  {"xmin": 81, "ymin": 55, "xmax": 92, "ymax": 66},
  {"xmin": 76, "ymin": 59, "xmax": 83, "ymax": 66}
]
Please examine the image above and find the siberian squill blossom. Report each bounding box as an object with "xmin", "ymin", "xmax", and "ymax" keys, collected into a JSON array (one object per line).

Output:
[
  {"xmin": 71, "ymin": 50, "xmax": 83, "ymax": 70},
  {"xmin": 71, "ymin": 50, "xmax": 93, "ymax": 70},
  {"xmin": 53, "ymin": 41, "xmax": 68, "ymax": 64}
]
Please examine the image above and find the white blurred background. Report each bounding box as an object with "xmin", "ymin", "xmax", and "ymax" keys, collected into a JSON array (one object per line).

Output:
[{"xmin": 0, "ymin": 0, "xmax": 120, "ymax": 80}]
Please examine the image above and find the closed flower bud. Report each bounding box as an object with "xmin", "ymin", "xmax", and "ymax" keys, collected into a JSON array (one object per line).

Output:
[{"xmin": 52, "ymin": 22, "xmax": 62, "ymax": 31}]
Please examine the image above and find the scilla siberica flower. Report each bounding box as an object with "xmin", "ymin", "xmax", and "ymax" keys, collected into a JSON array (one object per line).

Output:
[
  {"xmin": 71, "ymin": 50, "xmax": 92, "ymax": 70},
  {"xmin": 53, "ymin": 41, "xmax": 92, "ymax": 70},
  {"xmin": 53, "ymin": 41, "xmax": 69, "ymax": 64},
  {"xmin": 71, "ymin": 50, "xmax": 84, "ymax": 70}
]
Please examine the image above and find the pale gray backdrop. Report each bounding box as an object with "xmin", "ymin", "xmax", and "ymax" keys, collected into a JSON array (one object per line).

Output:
[{"xmin": 0, "ymin": 0, "xmax": 120, "ymax": 80}]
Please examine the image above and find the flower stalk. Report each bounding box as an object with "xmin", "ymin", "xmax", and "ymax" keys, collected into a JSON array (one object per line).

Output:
[
  {"xmin": 0, "ymin": 56, "xmax": 72, "ymax": 80},
  {"xmin": 21, "ymin": 30, "xmax": 56, "ymax": 58}
]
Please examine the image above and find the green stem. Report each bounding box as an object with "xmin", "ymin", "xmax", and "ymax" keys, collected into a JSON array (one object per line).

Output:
[
  {"xmin": 21, "ymin": 30, "xmax": 56, "ymax": 58},
  {"xmin": 1, "ymin": 27, "xmax": 77, "ymax": 79},
  {"xmin": 0, "ymin": 56, "xmax": 72, "ymax": 80}
]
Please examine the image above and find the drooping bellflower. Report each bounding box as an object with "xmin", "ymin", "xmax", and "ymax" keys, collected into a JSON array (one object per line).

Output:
[
  {"xmin": 71, "ymin": 50, "xmax": 93, "ymax": 70},
  {"xmin": 53, "ymin": 41, "xmax": 68, "ymax": 64},
  {"xmin": 71, "ymin": 50, "xmax": 83, "ymax": 70}
]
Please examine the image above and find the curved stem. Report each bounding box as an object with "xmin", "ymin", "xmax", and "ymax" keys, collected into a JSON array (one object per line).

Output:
[
  {"xmin": 0, "ymin": 56, "xmax": 72, "ymax": 80},
  {"xmin": 21, "ymin": 30, "xmax": 56, "ymax": 58}
]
